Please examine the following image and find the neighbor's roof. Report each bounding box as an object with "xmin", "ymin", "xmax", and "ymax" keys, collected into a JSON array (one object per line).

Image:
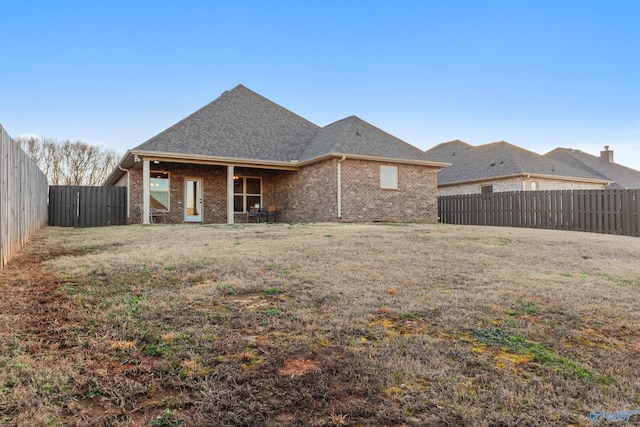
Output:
[
  {"xmin": 544, "ymin": 148, "xmax": 640, "ymax": 189},
  {"xmin": 424, "ymin": 140, "xmax": 473, "ymax": 163},
  {"xmin": 429, "ymin": 141, "xmax": 609, "ymax": 186}
]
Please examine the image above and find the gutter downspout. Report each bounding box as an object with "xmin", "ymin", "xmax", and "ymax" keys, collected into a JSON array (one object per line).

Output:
[
  {"xmin": 337, "ymin": 156, "xmax": 346, "ymax": 219},
  {"xmin": 118, "ymin": 166, "xmax": 130, "ymax": 219}
]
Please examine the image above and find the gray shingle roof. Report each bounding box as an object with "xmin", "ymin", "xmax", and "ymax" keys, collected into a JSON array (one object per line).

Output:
[
  {"xmin": 133, "ymin": 85, "xmax": 435, "ymax": 164},
  {"xmin": 134, "ymin": 84, "xmax": 320, "ymax": 162},
  {"xmin": 425, "ymin": 140, "xmax": 473, "ymax": 162},
  {"xmin": 300, "ymin": 115, "xmax": 430, "ymax": 162},
  {"xmin": 545, "ymin": 148, "xmax": 640, "ymax": 189},
  {"xmin": 429, "ymin": 141, "xmax": 602, "ymax": 185}
]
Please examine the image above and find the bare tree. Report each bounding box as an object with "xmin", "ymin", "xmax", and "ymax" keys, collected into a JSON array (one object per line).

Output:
[{"xmin": 17, "ymin": 136, "xmax": 120, "ymax": 185}]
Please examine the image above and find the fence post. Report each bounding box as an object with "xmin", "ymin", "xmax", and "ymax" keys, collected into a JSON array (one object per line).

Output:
[{"xmin": 437, "ymin": 188, "xmax": 639, "ymax": 237}]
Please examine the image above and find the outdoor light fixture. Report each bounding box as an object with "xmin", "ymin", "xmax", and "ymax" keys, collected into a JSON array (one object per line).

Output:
[
  {"xmin": 154, "ymin": 159, "xmax": 160, "ymax": 164},
  {"xmin": 133, "ymin": 155, "xmax": 141, "ymax": 162}
]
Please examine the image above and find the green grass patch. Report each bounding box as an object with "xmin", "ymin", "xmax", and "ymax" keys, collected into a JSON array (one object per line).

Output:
[
  {"xmin": 506, "ymin": 300, "xmax": 540, "ymax": 317},
  {"xmin": 263, "ymin": 287, "xmax": 281, "ymax": 295},
  {"xmin": 148, "ymin": 409, "xmax": 181, "ymax": 426},
  {"xmin": 216, "ymin": 283, "xmax": 237, "ymax": 295},
  {"xmin": 473, "ymin": 328, "xmax": 598, "ymax": 381}
]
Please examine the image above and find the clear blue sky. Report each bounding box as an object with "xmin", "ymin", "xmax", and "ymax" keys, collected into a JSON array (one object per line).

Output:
[{"xmin": 2, "ymin": 0, "xmax": 639, "ymax": 170}]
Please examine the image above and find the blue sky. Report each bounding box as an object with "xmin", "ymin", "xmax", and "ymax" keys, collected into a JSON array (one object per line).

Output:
[{"xmin": 2, "ymin": 0, "xmax": 639, "ymax": 170}]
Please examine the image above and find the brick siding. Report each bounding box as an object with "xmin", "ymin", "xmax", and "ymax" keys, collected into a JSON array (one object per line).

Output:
[
  {"xmin": 438, "ymin": 176, "xmax": 606, "ymax": 196},
  {"xmin": 128, "ymin": 159, "xmax": 440, "ymax": 224},
  {"xmin": 341, "ymin": 160, "xmax": 439, "ymax": 222}
]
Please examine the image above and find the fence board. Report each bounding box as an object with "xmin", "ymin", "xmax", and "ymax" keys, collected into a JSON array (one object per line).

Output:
[
  {"xmin": 438, "ymin": 189, "xmax": 640, "ymax": 238},
  {"xmin": 48, "ymin": 186, "xmax": 127, "ymax": 227},
  {"xmin": 0, "ymin": 124, "xmax": 49, "ymax": 268}
]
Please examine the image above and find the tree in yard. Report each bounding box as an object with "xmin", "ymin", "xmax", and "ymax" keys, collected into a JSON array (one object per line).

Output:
[{"xmin": 17, "ymin": 136, "xmax": 120, "ymax": 186}]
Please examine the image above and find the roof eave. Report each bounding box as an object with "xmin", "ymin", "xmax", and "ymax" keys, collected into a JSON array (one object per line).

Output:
[
  {"xmin": 438, "ymin": 173, "xmax": 611, "ymax": 188},
  {"xmin": 299, "ymin": 152, "xmax": 451, "ymax": 168},
  {"xmin": 103, "ymin": 150, "xmax": 134, "ymax": 186},
  {"xmin": 104, "ymin": 150, "xmax": 451, "ymax": 186},
  {"xmin": 136, "ymin": 150, "xmax": 299, "ymax": 168}
]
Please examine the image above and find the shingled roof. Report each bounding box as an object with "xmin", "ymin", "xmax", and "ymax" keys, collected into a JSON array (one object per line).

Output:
[
  {"xmin": 131, "ymin": 84, "xmax": 440, "ymax": 165},
  {"xmin": 425, "ymin": 140, "xmax": 473, "ymax": 163},
  {"xmin": 133, "ymin": 84, "xmax": 320, "ymax": 162},
  {"xmin": 300, "ymin": 115, "xmax": 430, "ymax": 162},
  {"xmin": 426, "ymin": 140, "xmax": 606, "ymax": 185},
  {"xmin": 545, "ymin": 148, "xmax": 640, "ymax": 189}
]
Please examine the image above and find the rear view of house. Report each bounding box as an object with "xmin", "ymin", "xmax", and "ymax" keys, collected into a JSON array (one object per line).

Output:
[{"xmin": 105, "ymin": 85, "xmax": 449, "ymax": 224}]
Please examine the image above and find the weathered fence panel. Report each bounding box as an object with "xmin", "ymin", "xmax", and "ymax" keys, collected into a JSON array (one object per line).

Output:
[
  {"xmin": 0, "ymin": 124, "xmax": 49, "ymax": 268},
  {"xmin": 439, "ymin": 189, "xmax": 640, "ymax": 237},
  {"xmin": 48, "ymin": 186, "xmax": 127, "ymax": 227}
]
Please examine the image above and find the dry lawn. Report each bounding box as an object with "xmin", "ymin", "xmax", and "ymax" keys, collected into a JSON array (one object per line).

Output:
[{"xmin": 1, "ymin": 222, "xmax": 639, "ymax": 426}]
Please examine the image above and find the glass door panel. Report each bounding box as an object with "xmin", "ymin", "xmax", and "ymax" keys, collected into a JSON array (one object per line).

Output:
[{"xmin": 185, "ymin": 179, "xmax": 202, "ymax": 222}]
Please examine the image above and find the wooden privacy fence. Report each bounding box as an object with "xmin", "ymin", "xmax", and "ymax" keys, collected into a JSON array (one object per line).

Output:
[
  {"xmin": 438, "ymin": 189, "xmax": 640, "ymax": 237},
  {"xmin": 1, "ymin": 124, "xmax": 49, "ymax": 268},
  {"xmin": 48, "ymin": 186, "xmax": 128, "ymax": 227}
]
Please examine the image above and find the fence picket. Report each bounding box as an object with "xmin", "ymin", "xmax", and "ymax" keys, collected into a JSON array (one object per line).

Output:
[
  {"xmin": 0, "ymin": 125, "xmax": 48, "ymax": 268},
  {"xmin": 439, "ymin": 189, "xmax": 640, "ymax": 237},
  {"xmin": 48, "ymin": 185, "xmax": 127, "ymax": 227}
]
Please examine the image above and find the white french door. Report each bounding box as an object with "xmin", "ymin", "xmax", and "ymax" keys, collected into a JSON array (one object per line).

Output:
[{"xmin": 185, "ymin": 178, "xmax": 203, "ymax": 222}]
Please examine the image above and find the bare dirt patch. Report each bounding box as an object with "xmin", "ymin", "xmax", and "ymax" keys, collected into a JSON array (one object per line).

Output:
[{"xmin": 1, "ymin": 223, "xmax": 639, "ymax": 426}]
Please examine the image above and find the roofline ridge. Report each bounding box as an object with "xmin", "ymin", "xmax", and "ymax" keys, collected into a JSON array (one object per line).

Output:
[
  {"xmin": 133, "ymin": 85, "xmax": 247, "ymax": 150},
  {"xmin": 348, "ymin": 115, "xmax": 428, "ymax": 155}
]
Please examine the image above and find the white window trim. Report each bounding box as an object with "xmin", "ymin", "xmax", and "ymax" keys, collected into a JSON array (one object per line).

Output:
[{"xmin": 380, "ymin": 165, "xmax": 398, "ymax": 190}]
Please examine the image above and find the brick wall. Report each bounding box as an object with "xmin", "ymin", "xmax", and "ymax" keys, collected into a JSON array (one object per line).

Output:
[
  {"xmin": 438, "ymin": 176, "xmax": 606, "ymax": 196},
  {"xmin": 341, "ymin": 160, "xmax": 439, "ymax": 222},
  {"xmin": 128, "ymin": 159, "xmax": 440, "ymax": 224},
  {"xmin": 130, "ymin": 163, "xmax": 279, "ymax": 224},
  {"xmin": 274, "ymin": 159, "xmax": 440, "ymax": 223},
  {"xmin": 272, "ymin": 161, "xmax": 338, "ymax": 222}
]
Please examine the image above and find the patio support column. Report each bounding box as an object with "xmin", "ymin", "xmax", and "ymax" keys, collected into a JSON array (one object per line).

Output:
[
  {"xmin": 227, "ymin": 165, "xmax": 235, "ymax": 224},
  {"xmin": 142, "ymin": 159, "xmax": 151, "ymax": 224}
]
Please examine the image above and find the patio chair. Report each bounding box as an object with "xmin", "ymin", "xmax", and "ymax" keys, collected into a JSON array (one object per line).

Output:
[
  {"xmin": 266, "ymin": 205, "xmax": 277, "ymax": 222},
  {"xmin": 246, "ymin": 207, "xmax": 262, "ymax": 223},
  {"xmin": 139, "ymin": 204, "xmax": 167, "ymax": 224},
  {"xmin": 150, "ymin": 206, "xmax": 167, "ymax": 224}
]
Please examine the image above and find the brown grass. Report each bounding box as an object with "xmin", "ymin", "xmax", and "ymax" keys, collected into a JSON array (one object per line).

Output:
[{"xmin": 1, "ymin": 222, "xmax": 639, "ymax": 426}]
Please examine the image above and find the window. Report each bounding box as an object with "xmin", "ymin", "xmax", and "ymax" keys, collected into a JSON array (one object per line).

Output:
[
  {"xmin": 234, "ymin": 177, "xmax": 262, "ymax": 212},
  {"xmin": 380, "ymin": 165, "xmax": 398, "ymax": 190},
  {"xmin": 481, "ymin": 185, "xmax": 493, "ymax": 194},
  {"xmin": 150, "ymin": 172, "xmax": 169, "ymax": 210}
]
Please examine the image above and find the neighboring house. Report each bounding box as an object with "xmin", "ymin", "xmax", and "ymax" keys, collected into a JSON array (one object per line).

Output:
[
  {"xmin": 544, "ymin": 146, "xmax": 640, "ymax": 189},
  {"xmin": 105, "ymin": 84, "xmax": 449, "ymax": 224},
  {"xmin": 426, "ymin": 140, "xmax": 611, "ymax": 196}
]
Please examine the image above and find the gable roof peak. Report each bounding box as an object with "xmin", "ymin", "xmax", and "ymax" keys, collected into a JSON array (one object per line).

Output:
[
  {"xmin": 299, "ymin": 114, "xmax": 429, "ymax": 162},
  {"xmin": 132, "ymin": 83, "xmax": 320, "ymax": 162}
]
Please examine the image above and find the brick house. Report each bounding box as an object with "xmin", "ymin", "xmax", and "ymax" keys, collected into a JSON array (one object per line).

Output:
[
  {"xmin": 426, "ymin": 140, "xmax": 611, "ymax": 196},
  {"xmin": 104, "ymin": 85, "xmax": 449, "ymax": 224}
]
